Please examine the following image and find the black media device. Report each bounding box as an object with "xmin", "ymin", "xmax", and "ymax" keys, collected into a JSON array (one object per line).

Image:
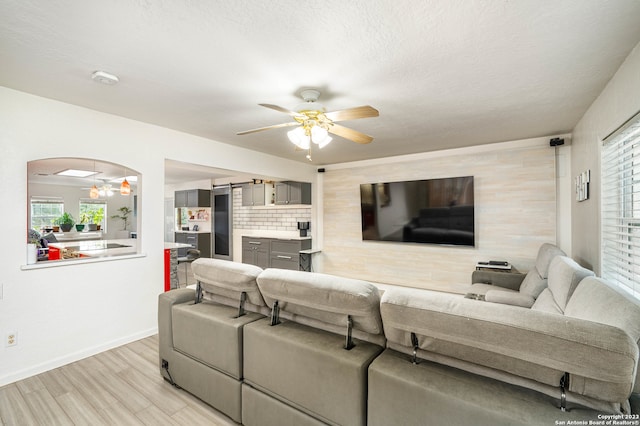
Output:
[{"xmin": 360, "ymin": 176, "xmax": 475, "ymax": 246}]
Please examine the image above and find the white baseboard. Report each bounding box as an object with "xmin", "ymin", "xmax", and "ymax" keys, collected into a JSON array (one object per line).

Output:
[{"xmin": 0, "ymin": 327, "xmax": 158, "ymax": 387}]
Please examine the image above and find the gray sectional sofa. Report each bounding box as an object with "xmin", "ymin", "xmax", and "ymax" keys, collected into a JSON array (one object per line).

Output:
[{"xmin": 158, "ymin": 253, "xmax": 640, "ymax": 425}]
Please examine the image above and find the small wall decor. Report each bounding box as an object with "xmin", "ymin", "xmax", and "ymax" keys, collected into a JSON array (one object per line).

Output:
[{"xmin": 575, "ymin": 170, "xmax": 590, "ymax": 202}]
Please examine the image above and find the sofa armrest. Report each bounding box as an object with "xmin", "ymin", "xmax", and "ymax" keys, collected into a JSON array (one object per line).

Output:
[
  {"xmin": 158, "ymin": 289, "xmax": 195, "ymax": 350},
  {"xmin": 471, "ymin": 270, "xmax": 526, "ymax": 291},
  {"xmin": 381, "ymin": 288, "xmax": 638, "ymax": 402}
]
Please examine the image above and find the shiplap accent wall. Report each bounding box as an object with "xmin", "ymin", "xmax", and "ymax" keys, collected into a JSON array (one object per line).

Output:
[{"xmin": 321, "ymin": 141, "xmax": 556, "ymax": 293}]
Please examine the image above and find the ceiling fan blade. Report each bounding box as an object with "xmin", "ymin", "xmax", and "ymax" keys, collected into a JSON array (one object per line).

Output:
[
  {"xmin": 324, "ymin": 105, "xmax": 379, "ymax": 122},
  {"xmin": 328, "ymin": 123, "xmax": 374, "ymax": 144},
  {"xmin": 259, "ymin": 104, "xmax": 303, "ymax": 117},
  {"xmin": 237, "ymin": 121, "xmax": 299, "ymax": 135}
]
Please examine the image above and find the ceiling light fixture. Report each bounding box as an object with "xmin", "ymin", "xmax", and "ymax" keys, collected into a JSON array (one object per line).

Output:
[
  {"xmin": 120, "ymin": 167, "xmax": 131, "ymax": 196},
  {"xmin": 238, "ymin": 89, "xmax": 378, "ymax": 161},
  {"xmin": 91, "ymin": 70, "xmax": 119, "ymax": 85},
  {"xmin": 55, "ymin": 168, "xmax": 98, "ymax": 178},
  {"xmin": 286, "ymin": 90, "xmax": 333, "ymax": 161},
  {"xmin": 99, "ymin": 185, "xmax": 114, "ymax": 197}
]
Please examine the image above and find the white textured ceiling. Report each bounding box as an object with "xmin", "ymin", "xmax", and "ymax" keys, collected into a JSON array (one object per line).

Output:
[{"xmin": 3, "ymin": 0, "xmax": 640, "ymax": 166}]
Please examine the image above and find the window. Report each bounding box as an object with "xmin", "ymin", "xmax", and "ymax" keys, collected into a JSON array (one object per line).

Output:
[
  {"xmin": 30, "ymin": 197, "xmax": 64, "ymax": 231},
  {"xmin": 601, "ymin": 110, "xmax": 640, "ymax": 299},
  {"xmin": 79, "ymin": 200, "xmax": 107, "ymax": 231}
]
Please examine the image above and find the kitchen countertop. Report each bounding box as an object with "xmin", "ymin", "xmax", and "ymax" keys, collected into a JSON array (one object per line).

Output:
[
  {"xmin": 49, "ymin": 238, "xmax": 138, "ymax": 258},
  {"xmin": 52, "ymin": 231, "xmax": 104, "ymax": 242},
  {"xmin": 240, "ymin": 230, "xmax": 311, "ymax": 240},
  {"xmin": 165, "ymin": 242, "xmax": 192, "ymax": 250},
  {"xmin": 174, "ymin": 230, "xmax": 211, "ymax": 234}
]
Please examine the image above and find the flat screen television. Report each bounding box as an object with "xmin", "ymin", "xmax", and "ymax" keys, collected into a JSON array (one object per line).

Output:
[{"xmin": 360, "ymin": 176, "xmax": 474, "ymax": 246}]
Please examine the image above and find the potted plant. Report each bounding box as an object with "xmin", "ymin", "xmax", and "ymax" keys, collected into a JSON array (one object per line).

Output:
[
  {"xmin": 27, "ymin": 229, "xmax": 41, "ymax": 264},
  {"xmin": 90, "ymin": 207, "xmax": 104, "ymax": 231},
  {"xmin": 77, "ymin": 213, "xmax": 89, "ymax": 232},
  {"xmin": 111, "ymin": 206, "xmax": 132, "ymax": 230},
  {"xmin": 54, "ymin": 212, "xmax": 75, "ymax": 232}
]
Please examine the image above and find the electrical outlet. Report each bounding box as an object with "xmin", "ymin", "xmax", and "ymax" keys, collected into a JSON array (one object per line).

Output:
[{"xmin": 6, "ymin": 332, "xmax": 17, "ymax": 347}]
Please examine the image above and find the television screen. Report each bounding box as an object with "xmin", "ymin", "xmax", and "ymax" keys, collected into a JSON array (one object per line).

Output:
[{"xmin": 360, "ymin": 176, "xmax": 474, "ymax": 246}]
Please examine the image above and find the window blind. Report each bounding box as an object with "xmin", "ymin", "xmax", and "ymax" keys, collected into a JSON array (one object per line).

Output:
[{"xmin": 601, "ymin": 110, "xmax": 640, "ymax": 299}]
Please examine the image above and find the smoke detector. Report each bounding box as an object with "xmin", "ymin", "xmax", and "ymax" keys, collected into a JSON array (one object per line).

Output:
[{"xmin": 91, "ymin": 70, "xmax": 119, "ymax": 85}]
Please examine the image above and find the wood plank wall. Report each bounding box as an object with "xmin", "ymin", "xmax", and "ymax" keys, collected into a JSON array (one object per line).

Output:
[{"xmin": 321, "ymin": 143, "xmax": 556, "ymax": 293}]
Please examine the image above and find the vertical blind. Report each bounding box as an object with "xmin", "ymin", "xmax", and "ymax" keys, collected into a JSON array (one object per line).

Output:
[{"xmin": 601, "ymin": 111, "xmax": 640, "ymax": 299}]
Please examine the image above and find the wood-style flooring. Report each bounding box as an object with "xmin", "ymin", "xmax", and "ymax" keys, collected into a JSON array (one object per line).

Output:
[{"xmin": 0, "ymin": 335, "xmax": 238, "ymax": 425}]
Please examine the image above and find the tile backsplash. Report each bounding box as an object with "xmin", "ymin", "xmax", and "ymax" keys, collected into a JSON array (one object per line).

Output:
[{"xmin": 233, "ymin": 188, "xmax": 311, "ymax": 231}]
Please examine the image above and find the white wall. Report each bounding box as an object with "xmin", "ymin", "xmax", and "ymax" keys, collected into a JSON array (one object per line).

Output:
[
  {"xmin": 0, "ymin": 87, "xmax": 316, "ymax": 386},
  {"xmin": 571, "ymin": 41, "xmax": 640, "ymax": 273}
]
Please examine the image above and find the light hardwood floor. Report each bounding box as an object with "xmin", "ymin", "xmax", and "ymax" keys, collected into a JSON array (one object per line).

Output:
[{"xmin": 0, "ymin": 335, "xmax": 238, "ymax": 425}]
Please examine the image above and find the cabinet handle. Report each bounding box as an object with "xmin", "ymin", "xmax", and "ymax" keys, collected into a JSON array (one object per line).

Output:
[
  {"xmin": 248, "ymin": 241, "xmax": 261, "ymax": 245},
  {"xmin": 276, "ymin": 255, "xmax": 292, "ymax": 259}
]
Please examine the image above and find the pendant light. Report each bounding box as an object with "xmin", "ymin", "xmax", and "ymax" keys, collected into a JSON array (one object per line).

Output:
[
  {"xmin": 120, "ymin": 167, "xmax": 131, "ymax": 196},
  {"xmin": 89, "ymin": 160, "xmax": 99, "ymax": 199}
]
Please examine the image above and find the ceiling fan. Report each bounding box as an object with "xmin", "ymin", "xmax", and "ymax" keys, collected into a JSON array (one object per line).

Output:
[
  {"xmin": 237, "ymin": 89, "xmax": 379, "ymax": 160},
  {"xmin": 82, "ymin": 179, "xmax": 116, "ymax": 197}
]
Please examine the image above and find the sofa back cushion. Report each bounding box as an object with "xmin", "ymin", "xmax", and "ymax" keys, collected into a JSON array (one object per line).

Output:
[
  {"xmin": 565, "ymin": 276, "xmax": 640, "ymax": 393},
  {"xmin": 519, "ymin": 243, "xmax": 566, "ymax": 298},
  {"xmin": 191, "ymin": 258, "xmax": 267, "ymax": 314},
  {"xmin": 256, "ymin": 268, "xmax": 385, "ymax": 346},
  {"xmin": 531, "ymin": 256, "xmax": 594, "ymax": 314}
]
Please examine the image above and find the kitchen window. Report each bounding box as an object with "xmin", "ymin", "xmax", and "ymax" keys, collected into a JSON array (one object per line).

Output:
[
  {"xmin": 30, "ymin": 197, "xmax": 64, "ymax": 231},
  {"xmin": 79, "ymin": 200, "xmax": 107, "ymax": 231},
  {"xmin": 601, "ymin": 110, "xmax": 640, "ymax": 300}
]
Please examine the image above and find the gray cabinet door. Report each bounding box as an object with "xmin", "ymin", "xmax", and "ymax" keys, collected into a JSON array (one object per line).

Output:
[
  {"xmin": 242, "ymin": 237, "xmax": 269, "ymax": 268},
  {"xmin": 269, "ymin": 239, "xmax": 311, "ymax": 270},
  {"xmin": 242, "ymin": 184, "xmax": 266, "ymax": 206},
  {"xmin": 274, "ymin": 182, "xmax": 289, "ymax": 205},
  {"xmin": 175, "ymin": 189, "xmax": 211, "ymax": 207},
  {"xmin": 274, "ymin": 181, "xmax": 311, "ymax": 205},
  {"xmin": 175, "ymin": 191, "xmax": 187, "ymax": 207}
]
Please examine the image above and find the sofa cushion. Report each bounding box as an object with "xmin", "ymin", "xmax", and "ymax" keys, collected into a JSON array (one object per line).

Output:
[
  {"xmin": 191, "ymin": 258, "xmax": 267, "ymax": 314},
  {"xmin": 243, "ymin": 318, "xmax": 383, "ymax": 426},
  {"xmin": 531, "ymin": 256, "xmax": 594, "ymax": 314},
  {"xmin": 256, "ymin": 268, "xmax": 384, "ymax": 345},
  {"xmin": 380, "ymin": 286, "xmax": 637, "ymax": 410},
  {"xmin": 368, "ymin": 349, "xmax": 601, "ymax": 426},
  {"xmin": 519, "ymin": 243, "xmax": 566, "ymax": 298},
  {"xmin": 171, "ymin": 302, "xmax": 264, "ymax": 380}
]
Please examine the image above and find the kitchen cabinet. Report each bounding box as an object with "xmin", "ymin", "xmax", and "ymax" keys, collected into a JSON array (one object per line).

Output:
[
  {"xmin": 274, "ymin": 181, "xmax": 311, "ymax": 205},
  {"xmin": 242, "ymin": 236, "xmax": 311, "ymax": 270},
  {"xmin": 175, "ymin": 189, "xmax": 211, "ymax": 208},
  {"xmin": 270, "ymin": 239, "xmax": 311, "ymax": 270},
  {"xmin": 241, "ymin": 183, "xmax": 273, "ymax": 206},
  {"xmin": 241, "ymin": 237, "xmax": 269, "ymax": 268},
  {"xmin": 175, "ymin": 232, "xmax": 211, "ymax": 258}
]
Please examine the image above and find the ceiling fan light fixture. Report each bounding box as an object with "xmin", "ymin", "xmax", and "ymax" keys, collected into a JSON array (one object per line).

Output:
[
  {"xmin": 288, "ymin": 127, "xmax": 310, "ymax": 149},
  {"xmin": 317, "ymin": 135, "xmax": 332, "ymax": 149},
  {"xmin": 311, "ymin": 126, "xmax": 331, "ymax": 146}
]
